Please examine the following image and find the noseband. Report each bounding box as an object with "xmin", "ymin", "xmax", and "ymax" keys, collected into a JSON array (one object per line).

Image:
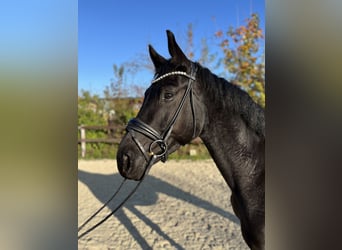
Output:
[{"xmin": 126, "ymin": 64, "xmax": 197, "ymax": 163}]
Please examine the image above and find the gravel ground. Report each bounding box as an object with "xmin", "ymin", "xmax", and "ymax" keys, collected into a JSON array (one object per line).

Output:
[{"xmin": 78, "ymin": 159, "xmax": 248, "ymax": 250}]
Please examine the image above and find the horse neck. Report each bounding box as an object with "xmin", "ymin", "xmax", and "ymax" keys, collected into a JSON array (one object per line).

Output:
[{"xmin": 198, "ymin": 70, "xmax": 265, "ymax": 190}]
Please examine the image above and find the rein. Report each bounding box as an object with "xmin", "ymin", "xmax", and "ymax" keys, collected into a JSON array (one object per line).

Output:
[
  {"xmin": 77, "ymin": 178, "xmax": 126, "ymax": 233},
  {"xmin": 78, "ymin": 155, "xmax": 158, "ymax": 240},
  {"xmin": 78, "ymin": 64, "xmax": 197, "ymax": 240}
]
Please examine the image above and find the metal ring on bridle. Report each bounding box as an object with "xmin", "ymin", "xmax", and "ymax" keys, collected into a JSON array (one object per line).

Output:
[{"xmin": 149, "ymin": 139, "xmax": 167, "ymax": 157}]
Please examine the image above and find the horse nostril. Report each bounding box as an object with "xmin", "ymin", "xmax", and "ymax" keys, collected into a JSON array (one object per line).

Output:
[{"xmin": 122, "ymin": 154, "xmax": 130, "ymax": 172}]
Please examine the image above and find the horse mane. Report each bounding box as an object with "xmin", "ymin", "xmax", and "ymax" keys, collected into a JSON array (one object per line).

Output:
[{"xmin": 195, "ymin": 62, "xmax": 265, "ymax": 138}]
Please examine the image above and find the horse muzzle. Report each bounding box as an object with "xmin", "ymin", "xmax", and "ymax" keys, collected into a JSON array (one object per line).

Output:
[{"xmin": 117, "ymin": 134, "xmax": 148, "ymax": 181}]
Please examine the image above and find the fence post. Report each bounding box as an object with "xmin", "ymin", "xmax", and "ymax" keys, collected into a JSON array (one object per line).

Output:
[{"xmin": 80, "ymin": 126, "xmax": 86, "ymax": 158}]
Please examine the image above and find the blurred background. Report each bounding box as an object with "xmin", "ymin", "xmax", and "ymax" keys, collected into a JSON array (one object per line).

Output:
[{"xmin": 1, "ymin": 0, "xmax": 341, "ymax": 249}]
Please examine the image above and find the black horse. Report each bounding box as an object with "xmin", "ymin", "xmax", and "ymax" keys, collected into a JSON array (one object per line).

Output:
[{"xmin": 117, "ymin": 30, "xmax": 265, "ymax": 250}]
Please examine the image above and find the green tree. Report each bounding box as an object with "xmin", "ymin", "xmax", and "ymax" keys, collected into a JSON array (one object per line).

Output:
[
  {"xmin": 215, "ymin": 13, "xmax": 265, "ymax": 107},
  {"xmin": 78, "ymin": 90, "xmax": 106, "ymax": 126}
]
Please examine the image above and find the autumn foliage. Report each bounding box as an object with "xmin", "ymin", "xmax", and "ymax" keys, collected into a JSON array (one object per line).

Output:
[{"xmin": 215, "ymin": 14, "xmax": 265, "ymax": 107}]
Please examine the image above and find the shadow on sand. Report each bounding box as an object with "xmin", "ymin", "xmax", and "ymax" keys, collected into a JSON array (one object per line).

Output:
[{"xmin": 78, "ymin": 169, "xmax": 239, "ymax": 249}]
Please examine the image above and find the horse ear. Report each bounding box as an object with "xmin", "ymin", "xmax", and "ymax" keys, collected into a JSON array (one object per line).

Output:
[
  {"xmin": 166, "ymin": 30, "xmax": 188, "ymax": 63},
  {"xmin": 149, "ymin": 44, "xmax": 167, "ymax": 69}
]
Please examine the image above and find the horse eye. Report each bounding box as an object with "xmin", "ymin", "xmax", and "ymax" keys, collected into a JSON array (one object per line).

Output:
[{"xmin": 163, "ymin": 92, "xmax": 174, "ymax": 100}]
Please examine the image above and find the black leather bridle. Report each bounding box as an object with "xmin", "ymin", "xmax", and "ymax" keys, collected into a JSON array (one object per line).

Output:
[{"xmin": 126, "ymin": 64, "xmax": 197, "ymax": 164}]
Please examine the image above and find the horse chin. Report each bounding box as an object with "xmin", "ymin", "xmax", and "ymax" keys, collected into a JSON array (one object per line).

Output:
[{"xmin": 126, "ymin": 171, "xmax": 145, "ymax": 181}]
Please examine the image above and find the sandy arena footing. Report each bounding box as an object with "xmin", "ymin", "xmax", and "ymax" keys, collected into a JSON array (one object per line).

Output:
[{"xmin": 78, "ymin": 159, "xmax": 248, "ymax": 250}]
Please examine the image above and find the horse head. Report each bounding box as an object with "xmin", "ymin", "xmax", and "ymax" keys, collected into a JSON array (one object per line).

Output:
[{"xmin": 117, "ymin": 30, "xmax": 206, "ymax": 180}]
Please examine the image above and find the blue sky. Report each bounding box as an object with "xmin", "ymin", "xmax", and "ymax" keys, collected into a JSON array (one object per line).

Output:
[{"xmin": 79, "ymin": 0, "xmax": 265, "ymax": 96}]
